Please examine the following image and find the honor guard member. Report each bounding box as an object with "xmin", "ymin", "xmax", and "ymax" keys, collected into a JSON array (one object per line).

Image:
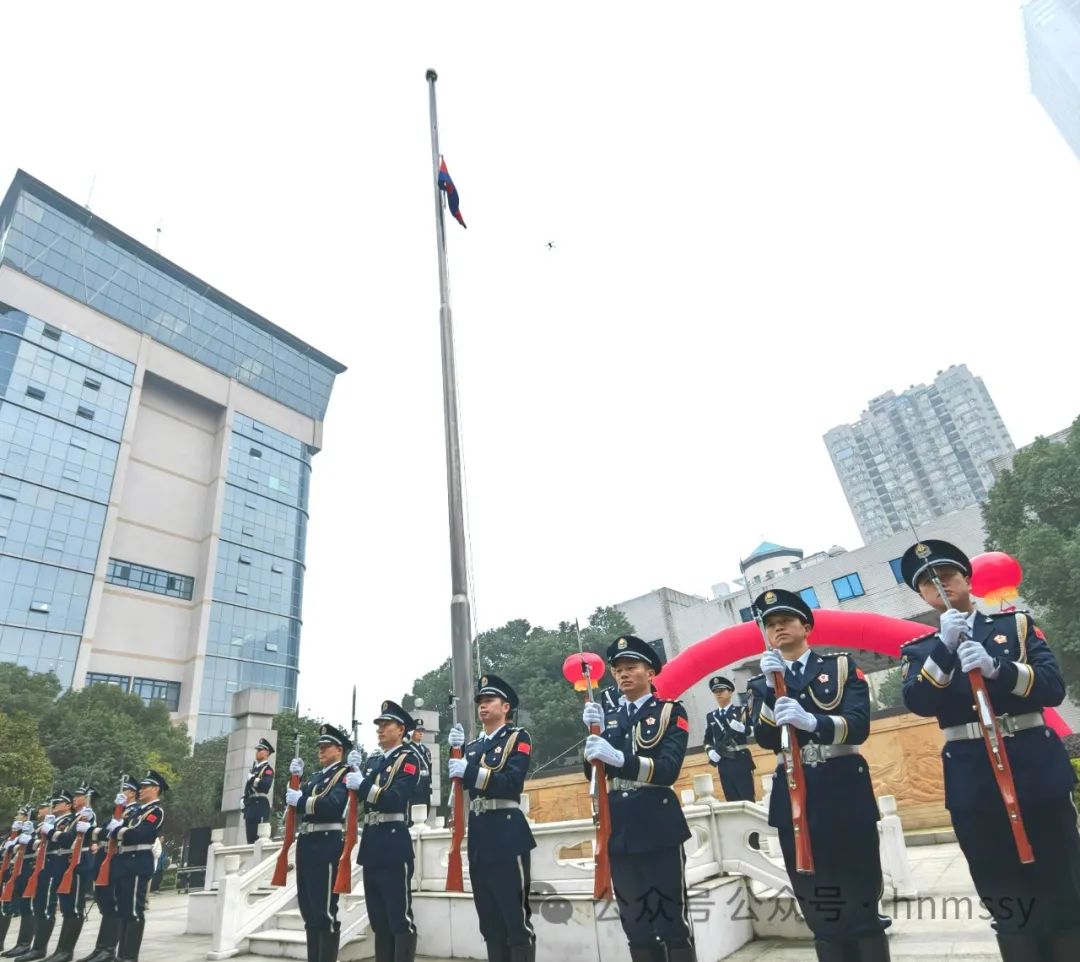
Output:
[
  {"xmin": 581, "ymin": 636, "xmax": 695, "ymax": 962},
  {"xmin": 899, "ymin": 540, "xmax": 1080, "ymax": 960},
  {"xmin": 345, "ymin": 702, "xmax": 419, "ymax": 962},
  {"xmin": 447, "ymin": 675, "xmax": 536, "ymax": 962},
  {"xmin": 43, "ymin": 786, "xmax": 96, "ymax": 962},
  {"xmin": 20, "ymin": 791, "xmax": 76, "ymax": 962},
  {"xmin": 109, "ymin": 771, "xmax": 166, "ymax": 962},
  {"xmin": 747, "ymin": 589, "xmax": 887, "ymax": 962},
  {"xmin": 703, "ymin": 676, "xmax": 756, "ymax": 802},
  {"xmin": 2, "ymin": 801, "xmax": 50, "ymax": 960},
  {"xmin": 408, "ymin": 721, "xmax": 432, "ymax": 812},
  {"xmin": 242, "ymin": 739, "xmax": 276, "ymax": 844},
  {"xmin": 77, "ymin": 777, "xmax": 138, "ymax": 962},
  {"xmin": 1, "ymin": 806, "xmax": 32, "ymax": 952},
  {"xmin": 288, "ymin": 724, "xmax": 350, "ymax": 962}
]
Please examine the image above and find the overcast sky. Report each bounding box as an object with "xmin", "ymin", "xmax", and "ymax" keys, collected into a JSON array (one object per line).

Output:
[{"xmin": 3, "ymin": 2, "xmax": 1078, "ymax": 737}]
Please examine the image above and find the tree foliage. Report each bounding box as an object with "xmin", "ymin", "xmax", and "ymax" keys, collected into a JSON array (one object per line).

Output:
[
  {"xmin": 0, "ymin": 664, "xmax": 61, "ymax": 723},
  {"xmin": 402, "ymin": 606, "xmax": 635, "ymax": 781},
  {"xmin": 167, "ymin": 735, "xmax": 229, "ymax": 843},
  {"xmin": 982, "ymin": 416, "xmax": 1080, "ymax": 695},
  {"xmin": 0, "ymin": 712, "xmax": 56, "ymax": 815}
]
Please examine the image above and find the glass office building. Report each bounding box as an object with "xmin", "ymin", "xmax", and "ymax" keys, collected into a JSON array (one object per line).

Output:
[{"xmin": 0, "ymin": 170, "xmax": 344, "ymax": 739}]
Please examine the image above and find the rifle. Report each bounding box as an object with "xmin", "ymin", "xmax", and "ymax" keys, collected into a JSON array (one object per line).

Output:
[
  {"xmin": 23, "ymin": 821, "xmax": 50, "ymax": 899},
  {"xmin": 750, "ymin": 599, "xmax": 814, "ymax": 874},
  {"xmin": 445, "ymin": 688, "xmax": 467, "ymax": 893},
  {"xmin": 271, "ymin": 729, "xmax": 303, "ymax": 887},
  {"xmin": 915, "ymin": 541, "xmax": 1034, "ymax": 864},
  {"xmin": 0, "ymin": 832, "xmax": 27, "ymax": 903},
  {"xmin": 0, "ymin": 823, "xmax": 18, "ymax": 883},
  {"xmin": 95, "ymin": 778, "xmax": 127, "ymax": 887},
  {"xmin": 58, "ymin": 809, "xmax": 88, "ymax": 895},
  {"xmin": 334, "ymin": 687, "xmax": 360, "ymax": 894},
  {"xmin": 576, "ymin": 619, "xmax": 613, "ymax": 900}
]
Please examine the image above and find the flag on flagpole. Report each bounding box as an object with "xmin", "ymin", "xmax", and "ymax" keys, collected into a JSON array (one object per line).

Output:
[{"xmin": 438, "ymin": 158, "xmax": 466, "ymax": 229}]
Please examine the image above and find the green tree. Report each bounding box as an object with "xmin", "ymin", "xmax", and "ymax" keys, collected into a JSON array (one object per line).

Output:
[
  {"xmin": 0, "ymin": 712, "xmax": 56, "ymax": 815},
  {"xmin": 167, "ymin": 735, "xmax": 229, "ymax": 844},
  {"xmin": 982, "ymin": 416, "xmax": 1080, "ymax": 694},
  {"xmin": 0, "ymin": 664, "xmax": 61, "ymax": 723},
  {"xmin": 873, "ymin": 667, "xmax": 904, "ymax": 711},
  {"xmin": 270, "ymin": 710, "xmax": 350, "ymax": 815}
]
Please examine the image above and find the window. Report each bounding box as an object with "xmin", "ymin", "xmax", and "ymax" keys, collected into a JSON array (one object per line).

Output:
[
  {"xmin": 249, "ymin": 447, "xmax": 262, "ymax": 458},
  {"xmin": 86, "ymin": 672, "xmax": 130, "ymax": 690},
  {"xmin": 265, "ymin": 642, "xmax": 279, "ymax": 652},
  {"xmin": 798, "ymin": 587, "xmax": 821, "ymax": 609},
  {"xmin": 25, "ymin": 386, "xmax": 45, "ymax": 401},
  {"xmin": 270, "ymin": 562, "xmax": 284, "ymax": 574},
  {"xmin": 42, "ymin": 325, "xmax": 61, "ymax": 341},
  {"xmin": 29, "ymin": 601, "xmax": 50, "ymax": 613},
  {"xmin": 832, "ymin": 573, "xmax": 865, "ymax": 601},
  {"xmin": 83, "ymin": 378, "xmax": 101, "ymax": 391},
  {"xmin": 738, "ymin": 606, "xmax": 754, "ymax": 623},
  {"xmin": 131, "ymin": 677, "xmax": 181, "ymax": 712},
  {"xmin": 236, "ymin": 584, "xmax": 249, "ymax": 595},
  {"xmin": 106, "ymin": 559, "xmax": 194, "ymax": 600},
  {"xmin": 238, "ymin": 554, "xmax": 251, "ymax": 565},
  {"xmin": 889, "ymin": 558, "xmax": 904, "ymax": 584},
  {"xmin": 76, "ymin": 405, "xmax": 95, "ymax": 420}
]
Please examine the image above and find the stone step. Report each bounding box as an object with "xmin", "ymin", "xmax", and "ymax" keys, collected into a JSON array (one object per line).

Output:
[
  {"xmin": 246, "ymin": 929, "xmax": 310, "ymax": 960},
  {"xmin": 275, "ymin": 909, "xmax": 305, "ymax": 931},
  {"xmin": 723, "ymin": 938, "xmax": 1000, "ymax": 960}
]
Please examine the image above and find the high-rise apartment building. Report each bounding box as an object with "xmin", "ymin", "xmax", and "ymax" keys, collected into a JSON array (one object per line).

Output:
[
  {"xmin": 1023, "ymin": 0, "xmax": 1080, "ymax": 163},
  {"xmin": 0, "ymin": 170, "xmax": 345, "ymax": 739},
  {"xmin": 824, "ymin": 365, "xmax": 1014, "ymax": 545}
]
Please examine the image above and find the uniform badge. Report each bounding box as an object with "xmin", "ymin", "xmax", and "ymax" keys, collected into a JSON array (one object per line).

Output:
[
  {"xmin": 645, "ymin": 717, "xmax": 655, "ymax": 726},
  {"xmin": 818, "ymin": 673, "xmax": 829, "ymax": 683},
  {"xmin": 994, "ymin": 634, "xmax": 1008, "ymax": 645},
  {"xmin": 481, "ymin": 676, "xmax": 488, "ymax": 686},
  {"xmin": 607, "ymin": 720, "xmax": 618, "ymax": 727},
  {"xmin": 494, "ymin": 746, "xmax": 502, "ymax": 754},
  {"xmin": 381, "ymin": 701, "xmax": 388, "ymax": 711},
  {"xmin": 764, "ymin": 591, "xmax": 776, "ymax": 604},
  {"xmin": 617, "ymin": 638, "xmax": 627, "ymax": 650},
  {"xmin": 915, "ymin": 543, "xmax": 930, "ymax": 559}
]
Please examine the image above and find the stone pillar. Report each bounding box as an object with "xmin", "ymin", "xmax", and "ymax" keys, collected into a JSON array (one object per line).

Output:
[
  {"xmin": 221, "ymin": 688, "xmax": 280, "ymax": 846},
  {"xmin": 410, "ymin": 708, "xmax": 441, "ymax": 827}
]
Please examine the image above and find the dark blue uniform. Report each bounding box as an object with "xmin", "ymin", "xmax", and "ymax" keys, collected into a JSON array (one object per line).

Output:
[
  {"xmin": 703, "ymin": 705, "xmax": 756, "ymax": 802},
  {"xmin": 462, "ymin": 724, "xmax": 536, "ymax": 962},
  {"xmin": 901, "ymin": 609, "xmax": 1080, "ymax": 941},
  {"xmin": 1, "ymin": 827, "xmax": 41, "ymax": 957},
  {"xmin": 410, "ymin": 741, "xmax": 432, "ymax": 809},
  {"xmin": 84, "ymin": 801, "xmax": 136, "ymax": 962},
  {"xmin": 111, "ymin": 797, "xmax": 164, "ymax": 962},
  {"xmin": 295, "ymin": 762, "xmax": 349, "ymax": 937},
  {"xmin": 242, "ymin": 761, "xmax": 275, "ymax": 844},
  {"xmin": 748, "ymin": 651, "xmax": 884, "ymax": 947},
  {"xmin": 354, "ymin": 744, "xmax": 419, "ymax": 955},
  {"xmin": 585, "ymin": 693, "xmax": 693, "ymax": 952},
  {"xmin": 53, "ymin": 808, "xmax": 95, "ymax": 923}
]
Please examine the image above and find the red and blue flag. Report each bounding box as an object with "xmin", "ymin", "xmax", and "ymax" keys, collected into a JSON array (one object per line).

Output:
[{"xmin": 438, "ymin": 158, "xmax": 466, "ymax": 229}]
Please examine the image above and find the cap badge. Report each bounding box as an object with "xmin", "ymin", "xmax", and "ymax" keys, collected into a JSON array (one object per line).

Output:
[
  {"xmin": 382, "ymin": 701, "xmax": 389, "ymax": 711},
  {"xmin": 915, "ymin": 543, "xmax": 930, "ymax": 559},
  {"xmin": 764, "ymin": 591, "xmax": 776, "ymax": 604},
  {"xmin": 617, "ymin": 638, "xmax": 627, "ymax": 650}
]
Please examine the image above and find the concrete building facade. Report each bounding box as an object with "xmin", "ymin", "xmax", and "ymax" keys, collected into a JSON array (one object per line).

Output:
[
  {"xmin": 0, "ymin": 170, "xmax": 345, "ymax": 740},
  {"xmin": 824, "ymin": 364, "xmax": 1014, "ymax": 545},
  {"xmin": 1024, "ymin": 0, "xmax": 1080, "ymax": 164}
]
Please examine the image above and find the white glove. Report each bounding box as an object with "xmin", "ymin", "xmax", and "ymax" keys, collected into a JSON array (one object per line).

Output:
[
  {"xmin": 584, "ymin": 734, "xmax": 625, "ymax": 768},
  {"xmin": 448, "ymin": 758, "xmax": 467, "ymax": 780},
  {"xmin": 729, "ymin": 719, "xmax": 746, "ymax": 733},
  {"xmin": 347, "ymin": 749, "xmax": 363, "ymax": 770},
  {"xmin": 939, "ymin": 609, "xmax": 969, "ymax": 652},
  {"xmin": 289, "ymin": 758, "xmax": 304, "ymax": 776},
  {"xmin": 447, "ymin": 724, "xmax": 465, "ymax": 748},
  {"xmin": 21, "ymin": 821, "xmax": 34, "ymax": 833},
  {"xmin": 114, "ymin": 793, "xmax": 127, "ymax": 807},
  {"xmin": 3, "ymin": 839, "xmax": 14, "ymax": 850},
  {"xmin": 79, "ymin": 808, "xmax": 94, "ymax": 821},
  {"xmin": 345, "ymin": 771, "xmax": 364, "ymax": 791},
  {"xmin": 707, "ymin": 749, "xmax": 721, "ymax": 764},
  {"xmin": 958, "ymin": 640, "xmax": 1000, "ymax": 680},
  {"xmin": 774, "ymin": 696, "xmax": 818, "ymax": 732},
  {"xmin": 760, "ymin": 650, "xmax": 785, "ymax": 687},
  {"xmin": 75, "ymin": 820, "xmax": 92, "ymax": 834},
  {"xmin": 106, "ymin": 818, "xmax": 123, "ymax": 832},
  {"xmin": 42, "ymin": 815, "xmax": 57, "ymax": 830},
  {"xmin": 10, "ymin": 819, "xmax": 20, "ymax": 831},
  {"xmin": 17, "ymin": 833, "xmax": 31, "ymax": 846},
  {"xmin": 582, "ymin": 702, "xmax": 605, "ymax": 729},
  {"xmin": 285, "ymin": 788, "xmax": 303, "ymax": 807}
]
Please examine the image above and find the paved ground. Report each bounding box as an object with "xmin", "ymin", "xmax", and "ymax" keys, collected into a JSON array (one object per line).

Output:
[{"xmin": 31, "ymin": 843, "xmax": 999, "ymax": 961}]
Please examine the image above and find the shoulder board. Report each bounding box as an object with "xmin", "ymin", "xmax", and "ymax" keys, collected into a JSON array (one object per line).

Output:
[
  {"xmin": 986, "ymin": 609, "xmax": 1026, "ymax": 620},
  {"xmin": 901, "ymin": 631, "xmax": 937, "ymax": 651}
]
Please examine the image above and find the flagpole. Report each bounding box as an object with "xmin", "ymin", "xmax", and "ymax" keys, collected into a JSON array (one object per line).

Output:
[{"xmin": 426, "ymin": 68, "xmax": 475, "ymax": 742}]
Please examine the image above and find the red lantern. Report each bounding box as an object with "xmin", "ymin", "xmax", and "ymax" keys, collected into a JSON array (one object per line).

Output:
[
  {"xmin": 562, "ymin": 652, "xmax": 605, "ymax": 692},
  {"xmin": 970, "ymin": 552, "xmax": 1023, "ymax": 608}
]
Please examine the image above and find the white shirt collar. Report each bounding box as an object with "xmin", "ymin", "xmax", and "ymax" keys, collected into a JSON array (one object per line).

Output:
[
  {"xmin": 482, "ymin": 724, "xmax": 507, "ymax": 742},
  {"xmin": 620, "ymin": 692, "xmax": 653, "ymax": 712},
  {"xmin": 783, "ymin": 649, "xmax": 813, "ymax": 672}
]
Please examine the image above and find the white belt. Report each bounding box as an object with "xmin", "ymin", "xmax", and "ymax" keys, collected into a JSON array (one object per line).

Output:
[
  {"xmin": 299, "ymin": 822, "xmax": 344, "ymax": 834},
  {"xmin": 609, "ymin": 777, "xmax": 661, "ymax": 791},
  {"xmin": 469, "ymin": 799, "xmax": 520, "ymax": 815},
  {"xmin": 361, "ymin": 813, "xmax": 405, "ymax": 826},
  {"xmin": 775, "ymin": 744, "xmax": 861, "ymax": 767},
  {"xmin": 118, "ymin": 844, "xmax": 154, "ymax": 852},
  {"xmin": 942, "ymin": 711, "xmax": 1045, "ymax": 742}
]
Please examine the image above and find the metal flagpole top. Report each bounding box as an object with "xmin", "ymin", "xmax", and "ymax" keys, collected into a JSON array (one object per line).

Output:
[{"xmin": 426, "ymin": 69, "xmax": 438, "ymax": 82}]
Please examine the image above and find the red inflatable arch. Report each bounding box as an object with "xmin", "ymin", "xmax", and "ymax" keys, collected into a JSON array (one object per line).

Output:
[{"xmin": 652, "ymin": 609, "xmax": 1071, "ymax": 737}]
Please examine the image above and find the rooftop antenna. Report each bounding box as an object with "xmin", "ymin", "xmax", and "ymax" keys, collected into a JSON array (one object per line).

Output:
[
  {"xmin": 154, "ymin": 219, "xmax": 163, "ymax": 253},
  {"xmin": 85, "ymin": 174, "xmax": 96, "ymax": 211}
]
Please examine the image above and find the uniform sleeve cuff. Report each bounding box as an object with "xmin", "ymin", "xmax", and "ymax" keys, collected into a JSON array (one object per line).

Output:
[
  {"xmin": 1007, "ymin": 662, "xmax": 1034, "ymax": 697},
  {"xmin": 365, "ymin": 784, "xmax": 380, "ymax": 804},
  {"xmin": 475, "ymin": 766, "xmax": 491, "ymax": 791},
  {"xmin": 759, "ymin": 703, "xmax": 777, "ymax": 727},
  {"xmin": 921, "ymin": 653, "xmax": 954, "ymax": 688},
  {"xmin": 637, "ymin": 757, "xmax": 655, "ymax": 783},
  {"xmin": 304, "ymin": 797, "xmax": 316, "ymax": 816}
]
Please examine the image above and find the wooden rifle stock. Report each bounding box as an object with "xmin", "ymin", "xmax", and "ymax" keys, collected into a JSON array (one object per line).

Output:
[
  {"xmin": 772, "ymin": 668, "xmax": 815, "ymax": 875},
  {"xmin": 586, "ymin": 716, "xmax": 613, "ymax": 901},
  {"xmin": 271, "ymin": 769, "xmax": 302, "ymax": 887},
  {"xmin": 0, "ymin": 829, "xmax": 17, "ymax": 881},
  {"xmin": 968, "ymin": 671, "xmax": 1034, "ymax": 863},
  {"xmin": 333, "ymin": 775, "xmax": 359, "ymax": 894},
  {"xmin": 445, "ymin": 745, "xmax": 466, "ymax": 892},
  {"xmin": 95, "ymin": 801, "xmax": 126, "ymax": 887},
  {"xmin": 23, "ymin": 831, "xmax": 48, "ymax": 899},
  {"xmin": 1, "ymin": 843, "xmax": 26, "ymax": 902},
  {"xmin": 57, "ymin": 818, "xmax": 84, "ymax": 895}
]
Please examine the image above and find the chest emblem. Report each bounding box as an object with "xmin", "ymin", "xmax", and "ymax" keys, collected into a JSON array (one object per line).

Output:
[
  {"xmin": 818, "ymin": 673, "xmax": 829, "ymax": 683},
  {"xmin": 494, "ymin": 746, "xmax": 502, "ymax": 754},
  {"xmin": 994, "ymin": 634, "xmax": 1008, "ymax": 645},
  {"xmin": 645, "ymin": 717, "xmax": 655, "ymax": 726}
]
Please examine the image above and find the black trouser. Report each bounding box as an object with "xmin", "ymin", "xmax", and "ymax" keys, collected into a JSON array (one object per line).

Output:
[
  {"xmin": 470, "ymin": 853, "xmax": 534, "ymax": 950},
  {"xmin": 32, "ymin": 863, "xmax": 60, "ymax": 921},
  {"xmin": 953, "ymin": 793, "xmax": 1080, "ymax": 936},
  {"xmin": 610, "ymin": 848, "xmax": 692, "ymax": 949},
  {"xmin": 717, "ymin": 754, "xmax": 756, "ymax": 802},
  {"xmin": 295, "ymin": 831, "xmax": 343, "ymax": 933},
  {"xmin": 362, "ymin": 861, "xmax": 414, "ymax": 937},
  {"xmin": 244, "ymin": 818, "xmax": 266, "ymax": 844},
  {"xmin": 57, "ymin": 866, "xmax": 91, "ymax": 920},
  {"xmin": 777, "ymin": 817, "xmax": 884, "ymax": 943},
  {"xmin": 112, "ymin": 873, "xmax": 149, "ymax": 924}
]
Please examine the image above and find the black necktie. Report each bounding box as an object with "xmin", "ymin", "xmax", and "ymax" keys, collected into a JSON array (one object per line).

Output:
[
  {"xmin": 626, "ymin": 702, "xmax": 636, "ymax": 721},
  {"xmin": 790, "ymin": 662, "xmax": 803, "ymax": 683}
]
